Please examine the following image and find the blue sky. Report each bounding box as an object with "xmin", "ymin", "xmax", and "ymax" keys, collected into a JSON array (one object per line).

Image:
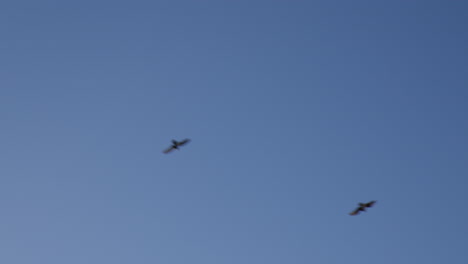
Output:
[{"xmin": 1, "ymin": 1, "xmax": 467, "ymax": 263}]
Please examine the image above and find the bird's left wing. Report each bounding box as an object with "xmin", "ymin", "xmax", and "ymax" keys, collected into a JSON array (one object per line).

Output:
[
  {"xmin": 349, "ymin": 208, "xmax": 360, "ymax": 216},
  {"xmin": 163, "ymin": 146, "xmax": 175, "ymax": 154}
]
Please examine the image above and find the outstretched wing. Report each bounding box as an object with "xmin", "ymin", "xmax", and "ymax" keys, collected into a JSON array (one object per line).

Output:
[
  {"xmin": 163, "ymin": 146, "xmax": 175, "ymax": 154},
  {"xmin": 349, "ymin": 207, "xmax": 361, "ymax": 216},
  {"xmin": 349, "ymin": 206, "xmax": 366, "ymax": 215},
  {"xmin": 365, "ymin": 201, "xmax": 376, "ymax": 208},
  {"xmin": 177, "ymin": 139, "xmax": 191, "ymax": 146}
]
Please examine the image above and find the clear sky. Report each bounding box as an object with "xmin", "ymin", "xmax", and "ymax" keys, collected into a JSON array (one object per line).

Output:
[{"xmin": 1, "ymin": 1, "xmax": 467, "ymax": 263}]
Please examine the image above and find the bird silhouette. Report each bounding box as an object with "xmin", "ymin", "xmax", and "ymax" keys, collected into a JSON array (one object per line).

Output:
[
  {"xmin": 349, "ymin": 201, "xmax": 376, "ymax": 216},
  {"xmin": 163, "ymin": 139, "xmax": 191, "ymax": 154}
]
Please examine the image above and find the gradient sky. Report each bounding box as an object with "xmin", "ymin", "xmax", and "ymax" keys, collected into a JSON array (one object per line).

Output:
[{"xmin": 1, "ymin": 1, "xmax": 467, "ymax": 263}]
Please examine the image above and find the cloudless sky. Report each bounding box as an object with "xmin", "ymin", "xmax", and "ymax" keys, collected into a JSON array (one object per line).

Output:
[{"xmin": 1, "ymin": 1, "xmax": 467, "ymax": 263}]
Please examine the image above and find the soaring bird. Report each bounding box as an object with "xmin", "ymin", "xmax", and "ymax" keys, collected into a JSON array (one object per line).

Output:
[
  {"xmin": 349, "ymin": 201, "xmax": 376, "ymax": 216},
  {"xmin": 163, "ymin": 139, "xmax": 191, "ymax": 154}
]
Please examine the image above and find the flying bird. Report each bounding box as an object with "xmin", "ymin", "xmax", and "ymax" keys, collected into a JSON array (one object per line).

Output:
[
  {"xmin": 349, "ymin": 201, "xmax": 376, "ymax": 216},
  {"xmin": 163, "ymin": 139, "xmax": 191, "ymax": 154}
]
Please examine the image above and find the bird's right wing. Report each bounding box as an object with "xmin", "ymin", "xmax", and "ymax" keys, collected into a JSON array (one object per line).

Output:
[
  {"xmin": 163, "ymin": 146, "xmax": 175, "ymax": 154},
  {"xmin": 178, "ymin": 139, "xmax": 191, "ymax": 146}
]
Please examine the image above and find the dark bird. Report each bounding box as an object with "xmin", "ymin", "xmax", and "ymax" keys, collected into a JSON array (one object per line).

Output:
[
  {"xmin": 349, "ymin": 201, "xmax": 376, "ymax": 216},
  {"xmin": 163, "ymin": 139, "xmax": 191, "ymax": 154}
]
